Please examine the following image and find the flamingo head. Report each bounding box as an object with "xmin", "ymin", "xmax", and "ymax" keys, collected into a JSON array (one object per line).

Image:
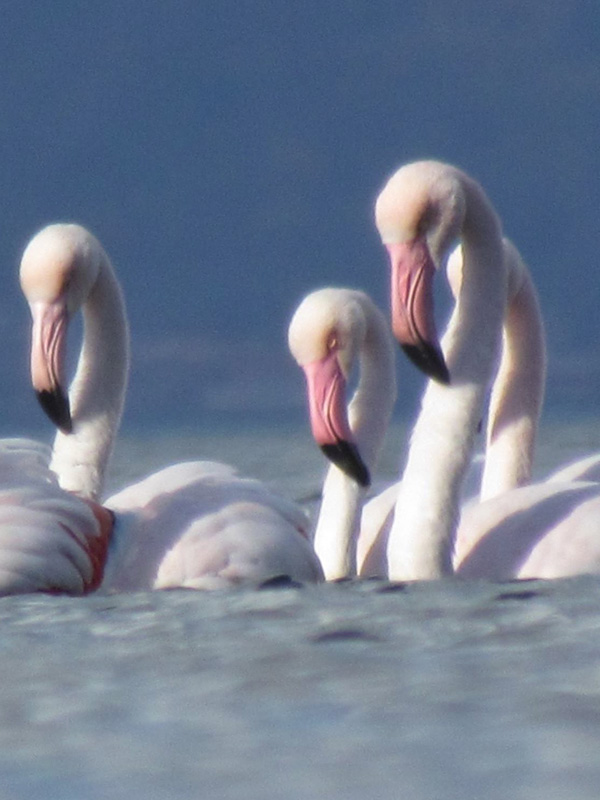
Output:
[
  {"xmin": 19, "ymin": 224, "xmax": 102, "ymax": 433},
  {"xmin": 288, "ymin": 288, "xmax": 371, "ymax": 487},
  {"xmin": 375, "ymin": 160, "xmax": 467, "ymax": 384}
]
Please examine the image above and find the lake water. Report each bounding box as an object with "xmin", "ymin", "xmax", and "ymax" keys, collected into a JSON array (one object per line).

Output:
[{"xmin": 2, "ymin": 418, "xmax": 600, "ymax": 800}]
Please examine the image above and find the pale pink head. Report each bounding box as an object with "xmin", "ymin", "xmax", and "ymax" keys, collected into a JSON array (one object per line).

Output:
[
  {"xmin": 19, "ymin": 223, "xmax": 103, "ymax": 432},
  {"xmin": 288, "ymin": 288, "xmax": 370, "ymax": 487},
  {"xmin": 375, "ymin": 160, "xmax": 468, "ymax": 384}
]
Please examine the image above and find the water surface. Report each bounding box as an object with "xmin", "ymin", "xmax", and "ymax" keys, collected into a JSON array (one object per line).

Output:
[{"xmin": 2, "ymin": 419, "xmax": 600, "ymax": 799}]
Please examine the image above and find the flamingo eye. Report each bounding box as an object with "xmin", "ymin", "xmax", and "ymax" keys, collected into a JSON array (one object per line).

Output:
[
  {"xmin": 417, "ymin": 202, "xmax": 438, "ymax": 237},
  {"xmin": 327, "ymin": 333, "xmax": 338, "ymax": 352}
]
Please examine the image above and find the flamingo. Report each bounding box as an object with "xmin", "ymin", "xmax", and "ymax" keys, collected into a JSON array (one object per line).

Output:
[
  {"xmin": 0, "ymin": 225, "xmax": 119, "ymax": 596},
  {"xmin": 288, "ymin": 287, "xmax": 396, "ymax": 580},
  {"xmin": 373, "ymin": 160, "xmax": 600, "ymax": 581},
  {"xmin": 357, "ymin": 234, "xmax": 547, "ymax": 576},
  {"xmin": 375, "ymin": 160, "xmax": 508, "ymax": 580},
  {"xmin": 21, "ymin": 223, "xmax": 324, "ymax": 590},
  {"xmin": 22, "ymin": 221, "xmax": 129, "ymax": 500}
]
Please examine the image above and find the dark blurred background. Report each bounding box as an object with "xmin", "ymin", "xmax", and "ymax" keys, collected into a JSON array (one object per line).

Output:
[{"xmin": 0, "ymin": 1, "xmax": 598, "ymax": 435}]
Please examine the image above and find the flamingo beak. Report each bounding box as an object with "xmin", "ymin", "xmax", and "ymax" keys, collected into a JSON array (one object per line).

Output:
[
  {"xmin": 302, "ymin": 352, "xmax": 370, "ymax": 487},
  {"xmin": 29, "ymin": 300, "xmax": 72, "ymax": 433},
  {"xmin": 386, "ymin": 239, "xmax": 450, "ymax": 384}
]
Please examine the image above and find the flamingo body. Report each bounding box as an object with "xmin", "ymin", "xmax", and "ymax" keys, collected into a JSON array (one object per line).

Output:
[
  {"xmin": 0, "ymin": 439, "xmax": 111, "ymax": 595},
  {"xmin": 455, "ymin": 480, "xmax": 600, "ymax": 579},
  {"xmin": 545, "ymin": 454, "xmax": 600, "ymax": 484},
  {"xmin": 102, "ymin": 461, "xmax": 322, "ymax": 590}
]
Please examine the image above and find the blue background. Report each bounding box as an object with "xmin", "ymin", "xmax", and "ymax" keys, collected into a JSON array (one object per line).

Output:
[{"xmin": 1, "ymin": 1, "xmax": 598, "ymax": 433}]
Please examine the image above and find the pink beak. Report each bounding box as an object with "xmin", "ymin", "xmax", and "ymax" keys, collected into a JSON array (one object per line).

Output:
[
  {"xmin": 302, "ymin": 351, "xmax": 370, "ymax": 487},
  {"xmin": 29, "ymin": 300, "xmax": 72, "ymax": 433},
  {"xmin": 386, "ymin": 239, "xmax": 450, "ymax": 384}
]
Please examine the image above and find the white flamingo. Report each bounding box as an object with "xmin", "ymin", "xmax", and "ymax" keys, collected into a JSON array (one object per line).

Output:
[
  {"xmin": 357, "ymin": 235, "xmax": 547, "ymax": 576},
  {"xmin": 376, "ymin": 160, "xmax": 507, "ymax": 580},
  {"xmin": 21, "ymin": 223, "xmax": 324, "ymax": 590},
  {"xmin": 288, "ymin": 287, "xmax": 396, "ymax": 580},
  {"xmin": 374, "ymin": 160, "xmax": 600, "ymax": 581},
  {"xmin": 0, "ymin": 223, "xmax": 121, "ymax": 595}
]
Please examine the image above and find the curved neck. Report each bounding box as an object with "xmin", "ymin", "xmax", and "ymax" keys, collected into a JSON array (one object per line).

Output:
[
  {"xmin": 388, "ymin": 178, "xmax": 506, "ymax": 580},
  {"xmin": 480, "ymin": 261, "xmax": 546, "ymax": 500},
  {"xmin": 314, "ymin": 297, "xmax": 396, "ymax": 579},
  {"xmin": 50, "ymin": 257, "xmax": 129, "ymax": 501}
]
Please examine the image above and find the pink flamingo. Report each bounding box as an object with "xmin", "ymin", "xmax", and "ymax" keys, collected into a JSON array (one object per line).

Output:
[
  {"xmin": 375, "ymin": 160, "xmax": 600, "ymax": 581},
  {"xmin": 358, "ymin": 234, "xmax": 546, "ymax": 576},
  {"xmin": 288, "ymin": 287, "xmax": 396, "ymax": 579},
  {"xmin": 22, "ymin": 224, "xmax": 323, "ymax": 590}
]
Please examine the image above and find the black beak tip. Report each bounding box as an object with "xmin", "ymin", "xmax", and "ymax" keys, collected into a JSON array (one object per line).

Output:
[
  {"xmin": 320, "ymin": 441, "xmax": 371, "ymax": 488},
  {"xmin": 36, "ymin": 389, "xmax": 73, "ymax": 434},
  {"xmin": 401, "ymin": 343, "xmax": 450, "ymax": 385}
]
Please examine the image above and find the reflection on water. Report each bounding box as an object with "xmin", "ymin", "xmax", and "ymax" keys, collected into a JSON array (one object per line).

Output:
[{"xmin": 2, "ymin": 418, "xmax": 600, "ymax": 799}]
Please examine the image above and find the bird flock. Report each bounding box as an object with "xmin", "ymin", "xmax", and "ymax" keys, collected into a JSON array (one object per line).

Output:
[{"xmin": 1, "ymin": 158, "xmax": 599, "ymax": 596}]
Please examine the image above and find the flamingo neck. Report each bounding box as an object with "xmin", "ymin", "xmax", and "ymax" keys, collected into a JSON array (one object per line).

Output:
[
  {"xmin": 313, "ymin": 296, "xmax": 396, "ymax": 580},
  {"xmin": 480, "ymin": 263, "xmax": 546, "ymax": 500},
  {"xmin": 387, "ymin": 179, "xmax": 506, "ymax": 580},
  {"xmin": 50, "ymin": 257, "xmax": 129, "ymax": 501},
  {"xmin": 314, "ymin": 468, "xmax": 364, "ymax": 579}
]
